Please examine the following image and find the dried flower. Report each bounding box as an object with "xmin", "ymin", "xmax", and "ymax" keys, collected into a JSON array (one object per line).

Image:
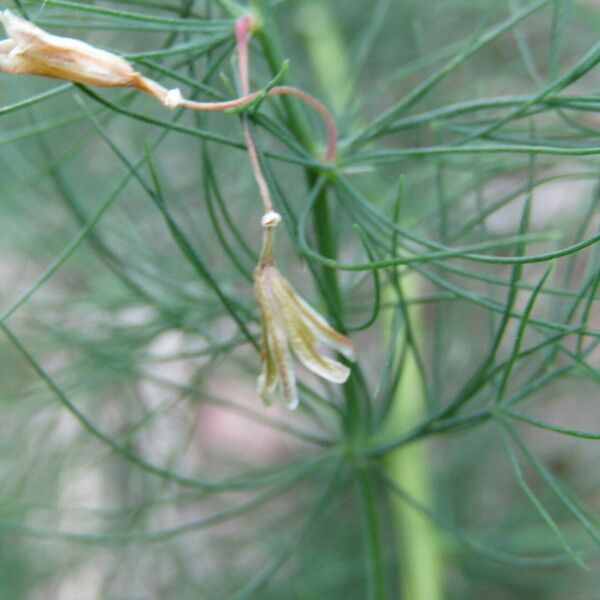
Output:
[
  {"xmin": 0, "ymin": 10, "xmax": 182, "ymax": 108},
  {"xmin": 254, "ymin": 215, "xmax": 355, "ymax": 409}
]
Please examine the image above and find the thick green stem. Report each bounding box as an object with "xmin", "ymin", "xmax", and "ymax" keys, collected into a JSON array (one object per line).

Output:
[
  {"xmin": 383, "ymin": 277, "xmax": 444, "ymax": 600},
  {"xmin": 294, "ymin": 0, "xmax": 352, "ymax": 115}
]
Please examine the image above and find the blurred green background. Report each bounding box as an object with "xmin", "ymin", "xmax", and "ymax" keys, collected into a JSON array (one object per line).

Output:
[{"xmin": 0, "ymin": 0, "xmax": 599, "ymax": 598}]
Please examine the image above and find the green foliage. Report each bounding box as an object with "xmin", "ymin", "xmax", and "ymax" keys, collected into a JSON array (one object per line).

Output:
[{"xmin": 0, "ymin": 0, "xmax": 598, "ymax": 598}]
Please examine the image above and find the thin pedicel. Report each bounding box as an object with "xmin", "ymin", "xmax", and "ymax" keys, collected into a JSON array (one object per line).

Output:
[
  {"xmin": 0, "ymin": 10, "xmax": 337, "ymax": 161},
  {"xmin": 235, "ymin": 15, "xmax": 354, "ymax": 409}
]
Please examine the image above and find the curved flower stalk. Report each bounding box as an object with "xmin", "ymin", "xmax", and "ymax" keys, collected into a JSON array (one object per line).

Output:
[
  {"xmin": 0, "ymin": 10, "xmax": 183, "ymax": 107},
  {"xmin": 0, "ymin": 11, "xmax": 337, "ymax": 159},
  {"xmin": 254, "ymin": 212, "xmax": 355, "ymax": 409}
]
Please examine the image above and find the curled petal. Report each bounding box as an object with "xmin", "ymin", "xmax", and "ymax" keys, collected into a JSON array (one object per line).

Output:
[
  {"xmin": 276, "ymin": 282, "xmax": 351, "ymax": 383},
  {"xmin": 255, "ymin": 268, "xmax": 299, "ymax": 410},
  {"xmin": 285, "ymin": 319, "xmax": 351, "ymax": 383},
  {"xmin": 275, "ymin": 275, "xmax": 356, "ymax": 361}
]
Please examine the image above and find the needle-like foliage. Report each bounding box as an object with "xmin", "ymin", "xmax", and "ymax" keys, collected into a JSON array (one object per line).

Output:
[{"xmin": 0, "ymin": 1, "xmax": 598, "ymax": 598}]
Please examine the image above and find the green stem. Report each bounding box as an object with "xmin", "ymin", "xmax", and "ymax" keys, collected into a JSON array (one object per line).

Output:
[
  {"xmin": 355, "ymin": 465, "xmax": 385, "ymax": 600},
  {"xmin": 383, "ymin": 277, "xmax": 444, "ymax": 600}
]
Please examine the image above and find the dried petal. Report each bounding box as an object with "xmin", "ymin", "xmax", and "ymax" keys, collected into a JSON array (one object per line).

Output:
[
  {"xmin": 267, "ymin": 311, "xmax": 299, "ymax": 410},
  {"xmin": 285, "ymin": 318, "xmax": 351, "ymax": 383},
  {"xmin": 257, "ymin": 331, "xmax": 279, "ymax": 405},
  {"xmin": 254, "ymin": 236, "xmax": 354, "ymax": 410},
  {"xmin": 273, "ymin": 274, "xmax": 351, "ymax": 383},
  {"xmin": 256, "ymin": 289, "xmax": 280, "ymax": 405},
  {"xmin": 0, "ymin": 10, "xmax": 181, "ymax": 107},
  {"xmin": 275, "ymin": 274, "xmax": 356, "ymax": 361}
]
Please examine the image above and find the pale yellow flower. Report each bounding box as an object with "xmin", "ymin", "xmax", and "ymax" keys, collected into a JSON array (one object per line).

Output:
[
  {"xmin": 254, "ymin": 212, "xmax": 355, "ymax": 409},
  {"xmin": 0, "ymin": 10, "xmax": 182, "ymax": 107}
]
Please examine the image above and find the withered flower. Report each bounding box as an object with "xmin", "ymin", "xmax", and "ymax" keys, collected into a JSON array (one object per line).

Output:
[
  {"xmin": 254, "ymin": 212, "xmax": 355, "ymax": 409},
  {"xmin": 0, "ymin": 10, "xmax": 182, "ymax": 107}
]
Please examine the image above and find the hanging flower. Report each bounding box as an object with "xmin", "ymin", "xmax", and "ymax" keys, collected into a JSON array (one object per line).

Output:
[
  {"xmin": 254, "ymin": 211, "xmax": 355, "ymax": 409},
  {"xmin": 0, "ymin": 10, "xmax": 182, "ymax": 107}
]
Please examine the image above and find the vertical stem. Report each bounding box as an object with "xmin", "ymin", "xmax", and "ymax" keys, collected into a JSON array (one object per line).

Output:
[
  {"xmin": 294, "ymin": 0, "xmax": 352, "ymax": 115},
  {"xmin": 383, "ymin": 276, "xmax": 444, "ymax": 600},
  {"xmin": 289, "ymin": 1, "xmax": 374, "ymax": 435},
  {"xmin": 355, "ymin": 465, "xmax": 385, "ymax": 600},
  {"xmin": 249, "ymin": 0, "xmax": 365, "ymax": 435},
  {"xmin": 251, "ymin": 7, "xmax": 380, "ymax": 593}
]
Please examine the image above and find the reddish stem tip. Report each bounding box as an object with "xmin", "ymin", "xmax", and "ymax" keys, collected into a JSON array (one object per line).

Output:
[{"xmin": 235, "ymin": 15, "xmax": 252, "ymax": 46}]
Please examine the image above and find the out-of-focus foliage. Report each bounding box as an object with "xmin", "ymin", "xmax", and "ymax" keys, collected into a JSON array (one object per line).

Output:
[{"xmin": 0, "ymin": 0, "xmax": 598, "ymax": 598}]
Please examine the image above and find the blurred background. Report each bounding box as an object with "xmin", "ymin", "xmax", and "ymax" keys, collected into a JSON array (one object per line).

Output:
[{"xmin": 0, "ymin": 0, "xmax": 599, "ymax": 598}]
